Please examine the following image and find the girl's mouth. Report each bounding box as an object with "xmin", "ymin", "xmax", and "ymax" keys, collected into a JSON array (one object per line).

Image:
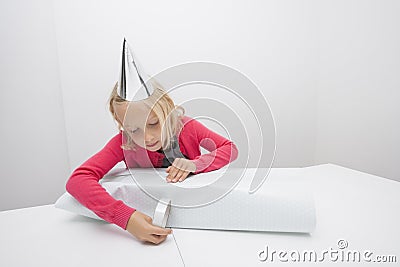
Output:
[{"xmin": 146, "ymin": 141, "xmax": 158, "ymax": 148}]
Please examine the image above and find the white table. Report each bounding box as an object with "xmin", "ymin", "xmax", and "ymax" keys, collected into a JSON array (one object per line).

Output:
[{"xmin": 1, "ymin": 164, "xmax": 399, "ymax": 266}]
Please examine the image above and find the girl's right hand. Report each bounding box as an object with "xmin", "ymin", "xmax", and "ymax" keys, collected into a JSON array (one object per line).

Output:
[{"xmin": 126, "ymin": 210, "xmax": 172, "ymax": 244}]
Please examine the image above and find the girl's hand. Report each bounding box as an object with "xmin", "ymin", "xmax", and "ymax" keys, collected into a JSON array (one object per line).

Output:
[
  {"xmin": 166, "ymin": 158, "xmax": 196, "ymax": 183},
  {"xmin": 126, "ymin": 210, "xmax": 172, "ymax": 244}
]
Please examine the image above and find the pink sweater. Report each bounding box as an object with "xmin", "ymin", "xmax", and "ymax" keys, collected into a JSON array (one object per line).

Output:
[{"xmin": 66, "ymin": 116, "xmax": 239, "ymax": 230}]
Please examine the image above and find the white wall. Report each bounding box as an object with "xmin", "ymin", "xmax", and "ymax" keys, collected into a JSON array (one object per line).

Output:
[
  {"xmin": 53, "ymin": 0, "xmax": 319, "ymax": 170},
  {"xmin": 315, "ymin": 0, "xmax": 400, "ymax": 181},
  {"xmin": 0, "ymin": 0, "xmax": 70, "ymax": 210},
  {"xmin": 1, "ymin": 0, "xmax": 399, "ymax": 211}
]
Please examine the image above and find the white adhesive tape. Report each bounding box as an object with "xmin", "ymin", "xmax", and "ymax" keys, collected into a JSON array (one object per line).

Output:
[{"xmin": 152, "ymin": 198, "xmax": 171, "ymax": 228}]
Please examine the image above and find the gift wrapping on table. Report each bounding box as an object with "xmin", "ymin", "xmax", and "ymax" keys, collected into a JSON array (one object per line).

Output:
[{"xmin": 55, "ymin": 168, "xmax": 316, "ymax": 233}]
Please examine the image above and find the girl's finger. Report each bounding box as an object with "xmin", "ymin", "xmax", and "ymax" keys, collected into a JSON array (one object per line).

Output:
[
  {"xmin": 171, "ymin": 167, "xmax": 181, "ymax": 182},
  {"xmin": 174, "ymin": 167, "xmax": 186, "ymax": 181},
  {"xmin": 174, "ymin": 169, "xmax": 185, "ymax": 182},
  {"xmin": 168, "ymin": 159, "xmax": 179, "ymax": 178},
  {"xmin": 179, "ymin": 171, "xmax": 188, "ymax": 182},
  {"xmin": 166, "ymin": 165, "xmax": 176, "ymax": 180},
  {"xmin": 154, "ymin": 234, "xmax": 168, "ymax": 243},
  {"xmin": 146, "ymin": 234, "xmax": 165, "ymax": 244},
  {"xmin": 169, "ymin": 166, "xmax": 179, "ymax": 181},
  {"xmin": 166, "ymin": 172, "xmax": 172, "ymax": 182},
  {"xmin": 149, "ymin": 225, "xmax": 172, "ymax": 236}
]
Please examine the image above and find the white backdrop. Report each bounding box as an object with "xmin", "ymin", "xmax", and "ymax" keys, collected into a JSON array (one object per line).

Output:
[{"xmin": 1, "ymin": 0, "xmax": 399, "ymax": 211}]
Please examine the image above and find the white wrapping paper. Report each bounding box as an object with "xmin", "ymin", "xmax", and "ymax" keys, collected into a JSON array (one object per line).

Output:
[{"xmin": 55, "ymin": 168, "xmax": 316, "ymax": 233}]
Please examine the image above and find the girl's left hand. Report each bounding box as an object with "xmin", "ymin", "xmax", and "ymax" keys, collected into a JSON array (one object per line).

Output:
[{"xmin": 166, "ymin": 158, "xmax": 196, "ymax": 183}]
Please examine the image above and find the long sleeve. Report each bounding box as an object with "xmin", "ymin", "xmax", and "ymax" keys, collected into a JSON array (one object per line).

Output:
[
  {"xmin": 65, "ymin": 132, "xmax": 136, "ymax": 229},
  {"xmin": 189, "ymin": 119, "xmax": 239, "ymax": 174}
]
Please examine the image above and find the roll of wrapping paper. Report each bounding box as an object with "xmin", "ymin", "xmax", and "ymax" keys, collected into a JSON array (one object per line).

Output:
[{"xmin": 55, "ymin": 168, "xmax": 316, "ymax": 233}]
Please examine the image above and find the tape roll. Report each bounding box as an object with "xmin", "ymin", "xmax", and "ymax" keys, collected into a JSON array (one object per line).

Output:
[{"xmin": 152, "ymin": 198, "xmax": 171, "ymax": 228}]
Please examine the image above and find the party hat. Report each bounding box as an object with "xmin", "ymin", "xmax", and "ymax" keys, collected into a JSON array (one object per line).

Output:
[{"xmin": 118, "ymin": 38, "xmax": 155, "ymax": 101}]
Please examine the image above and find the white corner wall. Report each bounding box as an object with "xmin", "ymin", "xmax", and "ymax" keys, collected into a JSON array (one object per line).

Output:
[
  {"xmin": 0, "ymin": 0, "xmax": 70, "ymax": 210},
  {"xmin": 315, "ymin": 0, "xmax": 400, "ymax": 181}
]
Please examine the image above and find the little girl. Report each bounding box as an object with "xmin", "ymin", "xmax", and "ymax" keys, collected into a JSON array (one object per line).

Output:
[{"xmin": 66, "ymin": 82, "xmax": 239, "ymax": 245}]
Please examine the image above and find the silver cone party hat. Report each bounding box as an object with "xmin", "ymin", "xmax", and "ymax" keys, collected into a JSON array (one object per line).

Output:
[{"xmin": 117, "ymin": 38, "xmax": 155, "ymax": 101}]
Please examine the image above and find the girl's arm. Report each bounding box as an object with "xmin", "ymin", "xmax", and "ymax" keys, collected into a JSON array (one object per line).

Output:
[
  {"xmin": 65, "ymin": 132, "xmax": 136, "ymax": 229},
  {"xmin": 189, "ymin": 119, "xmax": 239, "ymax": 174}
]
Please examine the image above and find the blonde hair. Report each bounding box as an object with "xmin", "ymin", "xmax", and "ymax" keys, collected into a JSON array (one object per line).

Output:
[{"xmin": 108, "ymin": 80, "xmax": 185, "ymax": 150}]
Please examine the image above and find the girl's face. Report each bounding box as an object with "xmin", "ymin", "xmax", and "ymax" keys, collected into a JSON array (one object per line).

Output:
[{"xmin": 115, "ymin": 101, "xmax": 162, "ymax": 151}]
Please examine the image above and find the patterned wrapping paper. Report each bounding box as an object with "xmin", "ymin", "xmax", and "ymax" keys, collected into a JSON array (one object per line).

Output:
[{"xmin": 55, "ymin": 168, "xmax": 316, "ymax": 233}]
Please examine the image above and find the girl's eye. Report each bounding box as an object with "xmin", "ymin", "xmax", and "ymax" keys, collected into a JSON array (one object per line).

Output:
[
  {"xmin": 149, "ymin": 121, "xmax": 159, "ymax": 126},
  {"xmin": 130, "ymin": 129, "xmax": 139, "ymax": 134}
]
